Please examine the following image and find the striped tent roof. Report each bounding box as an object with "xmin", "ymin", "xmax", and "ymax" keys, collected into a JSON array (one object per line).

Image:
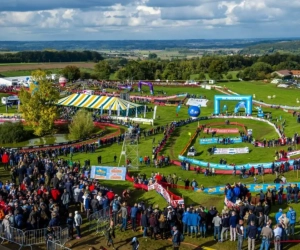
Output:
[{"xmin": 57, "ymin": 93, "xmax": 141, "ymax": 110}]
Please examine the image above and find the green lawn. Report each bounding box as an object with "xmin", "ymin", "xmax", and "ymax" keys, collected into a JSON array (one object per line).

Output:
[{"xmin": 222, "ymin": 81, "xmax": 300, "ymax": 107}]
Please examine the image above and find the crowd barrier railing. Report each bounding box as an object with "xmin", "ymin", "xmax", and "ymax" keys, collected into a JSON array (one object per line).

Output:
[
  {"xmin": 88, "ymin": 207, "xmax": 110, "ymax": 232},
  {"xmin": 47, "ymin": 240, "xmax": 72, "ymax": 250},
  {"xmin": 0, "ymin": 223, "xmax": 62, "ymax": 250}
]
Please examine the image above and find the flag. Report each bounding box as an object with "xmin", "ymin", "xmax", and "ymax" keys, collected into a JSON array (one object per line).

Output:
[
  {"xmin": 100, "ymin": 106, "xmax": 103, "ymax": 116},
  {"xmin": 144, "ymin": 105, "xmax": 147, "ymax": 118},
  {"xmin": 117, "ymin": 104, "xmax": 120, "ymax": 117},
  {"xmin": 176, "ymin": 104, "xmax": 181, "ymax": 114},
  {"xmin": 126, "ymin": 104, "xmax": 130, "ymax": 117},
  {"xmin": 135, "ymin": 107, "xmax": 138, "ymax": 118},
  {"xmin": 153, "ymin": 105, "xmax": 157, "ymax": 119},
  {"xmin": 109, "ymin": 105, "xmax": 112, "ymax": 116},
  {"xmin": 188, "ymin": 132, "xmax": 192, "ymax": 136}
]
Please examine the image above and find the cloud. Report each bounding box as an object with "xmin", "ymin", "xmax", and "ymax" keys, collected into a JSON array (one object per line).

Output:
[
  {"xmin": 0, "ymin": 0, "xmax": 299, "ymax": 40},
  {"xmin": 0, "ymin": 0, "xmax": 133, "ymax": 12}
]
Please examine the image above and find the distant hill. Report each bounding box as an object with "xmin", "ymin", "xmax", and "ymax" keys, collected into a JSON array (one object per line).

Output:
[
  {"xmin": 0, "ymin": 39, "xmax": 296, "ymax": 51},
  {"xmin": 240, "ymin": 40, "xmax": 300, "ymax": 54}
]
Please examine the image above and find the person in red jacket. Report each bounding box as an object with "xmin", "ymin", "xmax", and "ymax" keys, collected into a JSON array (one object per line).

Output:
[
  {"xmin": 106, "ymin": 189, "xmax": 115, "ymax": 201},
  {"xmin": 50, "ymin": 187, "xmax": 61, "ymax": 202},
  {"xmin": 2, "ymin": 152, "xmax": 9, "ymax": 171}
]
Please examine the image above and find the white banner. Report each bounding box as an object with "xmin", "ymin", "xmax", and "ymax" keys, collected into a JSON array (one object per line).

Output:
[
  {"xmin": 186, "ymin": 98, "xmax": 209, "ymax": 107},
  {"xmin": 144, "ymin": 105, "xmax": 147, "ymax": 118},
  {"xmin": 153, "ymin": 105, "xmax": 158, "ymax": 119},
  {"xmin": 287, "ymin": 150, "xmax": 300, "ymax": 157},
  {"xmin": 126, "ymin": 104, "xmax": 130, "ymax": 117},
  {"xmin": 117, "ymin": 104, "xmax": 120, "ymax": 117},
  {"xmin": 214, "ymin": 147, "xmax": 249, "ymax": 155},
  {"xmin": 108, "ymin": 105, "xmax": 112, "ymax": 116}
]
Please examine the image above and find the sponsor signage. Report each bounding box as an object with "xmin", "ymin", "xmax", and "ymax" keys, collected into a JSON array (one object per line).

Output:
[
  {"xmin": 199, "ymin": 137, "xmax": 242, "ymax": 145},
  {"xmin": 204, "ymin": 128, "xmax": 239, "ymax": 134},
  {"xmin": 195, "ymin": 183, "xmax": 300, "ymax": 195},
  {"xmin": 213, "ymin": 147, "xmax": 249, "ymax": 155},
  {"xmin": 90, "ymin": 166, "xmax": 126, "ymax": 181},
  {"xmin": 287, "ymin": 150, "xmax": 300, "ymax": 157},
  {"xmin": 186, "ymin": 98, "xmax": 209, "ymax": 107}
]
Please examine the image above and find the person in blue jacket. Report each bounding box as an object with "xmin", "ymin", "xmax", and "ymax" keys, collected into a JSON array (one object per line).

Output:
[
  {"xmin": 226, "ymin": 187, "xmax": 234, "ymax": 202},
  {"xmin": 229, "ymin": 211, "xmax": 238, "ymax": 241},
  {"xmin": 182, "ymin": 208, "xmax": 190, "ymax": 235},
  {"xmin": 188, "ymin": 209, "xmax": 200, "ymax": 238},
  {"xmin": 275, "ymin": 208, "xmax": 283, "ymax": 223},
  {"xmin": 130, "ymin": 203, "xmax": 139, "ymax": 232},
  {"xmin": 287, "ymin": 206, "xmax": 297, "ymax": 237}
]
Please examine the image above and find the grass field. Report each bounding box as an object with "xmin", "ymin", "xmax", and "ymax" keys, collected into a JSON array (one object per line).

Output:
[
  {"xmin": 222, "ymin": 81, "xmax": 300, "ymax": 107},
  {"xmin": 2, "ymin": 80, "xmax": 300, "ymax": 249}
]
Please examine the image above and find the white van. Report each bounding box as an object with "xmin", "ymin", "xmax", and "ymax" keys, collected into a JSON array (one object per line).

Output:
[{"xmin": 1, "ymin": 96, "xmax": 20, "ymax": 105}]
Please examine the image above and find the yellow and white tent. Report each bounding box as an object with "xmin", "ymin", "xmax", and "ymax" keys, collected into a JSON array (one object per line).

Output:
[{"xmin": 56, "ymin": 93, "xmax": 141, "ymax": 111}]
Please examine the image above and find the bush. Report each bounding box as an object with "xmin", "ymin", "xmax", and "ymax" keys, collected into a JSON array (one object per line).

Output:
[
  {"xmin": 0, "ymin": 122, "xmax": 28, "ymax": 143},
  {"xmin": 68, "ymin": 109, "xmax": 95, "ymax": 140}
]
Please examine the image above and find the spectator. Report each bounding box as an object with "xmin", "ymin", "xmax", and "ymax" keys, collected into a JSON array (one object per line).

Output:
[{"xmin": 74, "ymin": 211, "xmax": 82, "ymax": 239}]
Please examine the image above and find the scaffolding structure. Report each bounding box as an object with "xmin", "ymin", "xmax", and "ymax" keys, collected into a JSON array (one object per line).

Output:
[{"xmin": 118, "ymin": 131, "xmax": 139, "ymax": 169}]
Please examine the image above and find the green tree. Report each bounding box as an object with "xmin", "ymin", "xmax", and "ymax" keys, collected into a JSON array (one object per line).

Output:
[
  {"xmin": 198, "ymin": 72, "xmax": 206, "ymax": 80},
  {"xmin": 226, "ymin": 73, "xmax": 233, "ymax": 80},
  {"xmin": 0, "ymin": 122, "xmax": 28, "ymax": 143},
  {"xmin": 148, "ymin": 53, "xmax": 158, "ymax": 59},
  {"xmin": 68, "ymin": 109, "xmax": 95, "ymax": 140},
  {"xmin": 61, "ymin": 65, "xmax": 80, "ymax": 81},
  {"xmin": 19, "ymin": 70, "xmax": 60, "ymax": 136},
  {"xmin": 94, "ymin": 61, "xmax": 111, "ymax": 79},
  {"xmin": 80, "ymin": 71, "xmax": 91, "ymax": 80}
]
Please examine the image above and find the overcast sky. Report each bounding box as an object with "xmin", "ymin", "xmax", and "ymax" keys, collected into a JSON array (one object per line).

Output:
[{"xmin": 1, "ymin": 0, "xmax": 300, "ymax": 40}]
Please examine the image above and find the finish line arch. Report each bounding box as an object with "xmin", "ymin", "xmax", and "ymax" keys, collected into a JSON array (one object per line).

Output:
[{"xmin": 214, "ymin": 95, "xmax": 252, "ymax": 115}]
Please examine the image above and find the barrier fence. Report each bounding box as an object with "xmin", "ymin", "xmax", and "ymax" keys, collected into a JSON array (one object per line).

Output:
[
  {"xmin": 88, "ymin": 207, "xmax": 111, "ymax": 232},
  {"xmin": 47, "ymin": 240, "xmax": 72, "ymax": 250},
  {"xmin": 0, "ymin": 223, "xmax": 62, "ymax": 250}
]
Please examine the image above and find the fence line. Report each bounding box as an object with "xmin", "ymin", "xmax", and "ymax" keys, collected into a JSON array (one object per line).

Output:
[
  {"xmin": 88, "ymin": 207, "xmax": 110, "ymax": 232},
  {"xmin": 0, "ymin": 222, "xmax": 63, "ymax": 250},
  {"xmin": 47, "ymin": 240, "xmax": 72, "ymax": 250}
]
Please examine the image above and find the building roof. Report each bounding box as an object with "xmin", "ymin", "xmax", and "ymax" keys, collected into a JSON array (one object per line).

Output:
[
  {"xmin": 291, "ymin": 70, "xmax": 300, "ymax": 75},
  {"xmin": 275, "ymin": 70, "xmax": 292, "ymax": 76}
]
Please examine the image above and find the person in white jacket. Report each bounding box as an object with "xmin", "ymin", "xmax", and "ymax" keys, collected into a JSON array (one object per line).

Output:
[{"xmin": 74, "ymin": 211, "xmax": 82, "ymax": 239}]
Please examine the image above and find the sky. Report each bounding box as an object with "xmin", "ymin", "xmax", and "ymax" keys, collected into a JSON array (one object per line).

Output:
[{"xmin": 1, "ymin": 0, "xmax": 300, "ymax": 40}]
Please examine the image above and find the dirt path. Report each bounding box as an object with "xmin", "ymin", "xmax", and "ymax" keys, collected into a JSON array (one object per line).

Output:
[{"xmin": 0, "ymin": 62, "xmax": 96, "ymax": 72}]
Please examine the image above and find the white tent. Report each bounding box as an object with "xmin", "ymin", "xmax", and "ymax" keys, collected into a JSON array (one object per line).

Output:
[{"xmin": 0, "ymin": 78, "xmax": 12, "ymax": 86}]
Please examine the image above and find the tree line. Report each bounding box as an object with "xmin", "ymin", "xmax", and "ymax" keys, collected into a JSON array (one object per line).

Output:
[
  {"xmin": 0, "ymin": 50, "xmax": 103, "ymax": 63},
  {"xmin": 89, "ymin": 53, "xmax": 300, "ymax": 81}
]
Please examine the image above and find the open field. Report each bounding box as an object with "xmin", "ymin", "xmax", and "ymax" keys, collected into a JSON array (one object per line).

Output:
[
  {"xmin": 222, "ymin": 81, "xmax": 300, "ymax": 107},
  {"xmin": 0, "ymin": 62, "xmax": 96, "ymax": 73}
]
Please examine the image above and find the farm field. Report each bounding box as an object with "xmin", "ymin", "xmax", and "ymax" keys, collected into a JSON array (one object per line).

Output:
[{"xmin": 0, "ymin": 62, "xmax": 96, "ymax": 75}]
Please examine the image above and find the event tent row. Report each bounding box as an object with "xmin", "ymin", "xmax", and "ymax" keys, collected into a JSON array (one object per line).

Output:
[{"xmin": 56, "ymin": 93, "xmax": 142, "ymax": 112}]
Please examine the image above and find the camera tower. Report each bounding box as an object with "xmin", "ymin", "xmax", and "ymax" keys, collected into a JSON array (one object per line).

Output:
[{"xmin": 118, "ymin": 131, "xmax": 139, "ymax": 170}]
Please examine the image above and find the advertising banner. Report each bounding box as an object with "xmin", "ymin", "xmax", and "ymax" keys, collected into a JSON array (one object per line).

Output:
[
  {"xmin": 90, "ymin": 166, "xmax": 126, "ymax": 181},
  {"xmin": 195, "ymin": 183, "xmax": 300, "ymax": 195},
  {"xmin": 203, "ymin": 128, "xmax": 239, "ymax": 134},
  {"xmin": 148, "ymin": 182, "xmax": 184, "ymax": 207},
  {"xmin": 213, "ymin": 147, "xmax": 249, "ymax": 155},
  {"xmin": 186, "ymin": 98, "xmax": 209, "ymax": 107},
  {"xmin": 199, "ymin": 137, "xmax": 242, "ymax": 145},
  {"xmin": 287, "ymin": 150, "xmax": 300, "ymax": 157}
]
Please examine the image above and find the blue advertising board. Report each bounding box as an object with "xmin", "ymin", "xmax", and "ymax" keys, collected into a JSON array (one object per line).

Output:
[
  {"xmin": 90, "ymin": 166, "xmax": 126, "ymax": 181},
  {"xmin": 195, "ymin": 183, "xmax": 300, "ymax": 195},
  {"xmin": 199, "ymin": 137, "xmax": 242, "ymax": 145},
  {"xmin": 178, "ymin": 155, "xmax": 295, "ymax": 170}
]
